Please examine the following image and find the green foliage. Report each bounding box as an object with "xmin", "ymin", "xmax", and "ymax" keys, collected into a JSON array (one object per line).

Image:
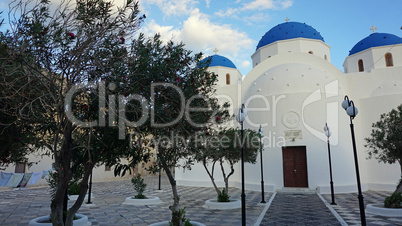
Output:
[
  {"xmin": 0, "ymin": 0, "xmax": 148, "ymax": 224},
  {"xmin": 365, "ymin": 104, "xmax": 402, "ymax": 166},
  {"xmin": 384, "ymin": 192, "xmax": 402, "ymax": 208},
  {"xmin": 47, "ymin": 171, "xmax": 83, "ymax": 198},
  {"xmin": 217, "ymin": 188, "xmax": 230, "ymax": 202},
  {"xmin": 192, "ymin": 127, "xmax": 260, "ymax": 198},
  {"xmin": 131, "ymin": 174, "xmax": 147, "ymax": 199},
  {"xmin": 365, "ymin": 104, "xmax": 402, "ymax": 194},
  {"xmin": 47, "ymin": 172, "xmax": 58, "ymax": 201},
  {"xmin": 169, "ymin": 207, "xmax": 192, "ymax": 226},
  {"xmin": 68, "ymin": 182, "xmax": 80, "ymax": 196},
  {"xmin": 193, "ymin": 128, "xmax": 260, "ymax": 167}
]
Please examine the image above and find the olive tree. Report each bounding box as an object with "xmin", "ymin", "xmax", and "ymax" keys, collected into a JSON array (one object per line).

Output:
[
  {"xmin": 365, "ymin": 104, "xmax": 402, "ymax": 194},
  {"xmin": 0, "ymin": 0, "xmax": 146, "ymax": 224},
  {"xmin": 193, "ymin": 128, "xmax": 260, "ymax": 201}
]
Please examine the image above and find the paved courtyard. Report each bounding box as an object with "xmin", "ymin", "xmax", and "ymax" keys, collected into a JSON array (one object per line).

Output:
[{"xmin": 0, "ymin": 176, "xmax": 401, "ymax": 225}]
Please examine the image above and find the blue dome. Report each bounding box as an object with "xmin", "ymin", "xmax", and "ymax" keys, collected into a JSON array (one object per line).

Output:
[
  {"xmin": 349, "ymin": 33, "xmax": 402, "ymax": 56},
  {"xmin": 201, "ymin": 54, "xmax": 237, "ymax": 69},
  {"xmin": 256, "ymin": 22, "xmax": 324, "ymax": 50}
]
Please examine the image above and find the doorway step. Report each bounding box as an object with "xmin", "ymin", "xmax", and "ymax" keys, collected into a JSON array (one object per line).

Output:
[{"xmin": 277, "ymin": 187, "xmax": 316, "ymax": 194}]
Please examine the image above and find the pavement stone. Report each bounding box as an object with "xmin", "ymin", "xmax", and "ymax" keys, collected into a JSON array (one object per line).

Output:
[
  {"xmin": 322, "ymin": 191, "xmax": 402, "ymax": 226},
  {"xmin": 260, "ymin": 192, "xmax": 341, "ymax": 226},
  {"xmin": 0, "ymin": 176, "xmax": 401, "ymax": 225}
]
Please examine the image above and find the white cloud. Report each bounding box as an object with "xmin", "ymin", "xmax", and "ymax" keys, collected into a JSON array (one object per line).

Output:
[
  {"xmin": 243, "ymin": 0, "xmax": 275, "ymax": 10},
  {"xmin": 240, "ymin": 60, "xmax": 251, "ymax": 68},
  {"xmin": 141, "ymin": 19, "xmax": 181, "ymax": 43},
  {"xmin": 205, "ymin": 0, "xmax": 211, "ymax": 7},
  {"xmin": 280, "ymin": 0, "xmax": 293, "ymax": 9},
  {"xmin": 140, "ymin": 8, "xmax": 254, "ymax": 74},
  {"xmin": 243, "ymin": 12, "xmax": 271, "ymax": 25},
  {"xmin": 217, "ymin": 0, "xmax": 293, "ymax": 18},
  {"xmin": 146, "ymin": 0, "xmax": 198, "ymax": 16},
  {"xmin": 179, "ymin": 9, "xmax": 254, "ymax": 57},
  {"xmin": 215, "ymin": 8, "xmax": 239, "ymax": 17}
]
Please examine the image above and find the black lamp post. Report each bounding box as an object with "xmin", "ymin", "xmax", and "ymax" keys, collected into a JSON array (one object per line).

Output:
[
  {"xmin": 86, "ymin": 168, "xmax": 93, "ymax": 204},
  {"xmin": 323, "ymin": 123, "xmax": 336, "ymax": 205},
  {"xmin": 236, "ymin": 104, "xmax": 247, "ymax": 226},
  {"xmin": 258, "ymin": 125, "xmax": 266, "ymax": 203},
  {"xmin": 342, "ymin": 95, "xmax": 366, "ymax": 226}
]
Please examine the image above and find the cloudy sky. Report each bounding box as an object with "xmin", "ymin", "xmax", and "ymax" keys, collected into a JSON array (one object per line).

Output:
[{"xmin": 1, "ymin": 0, "xmax": 401, "ymax": 75}]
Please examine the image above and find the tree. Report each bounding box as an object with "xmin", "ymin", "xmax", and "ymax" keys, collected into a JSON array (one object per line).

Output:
[
  {"xmin": 0, "ymin": 0, "xmax": 147, "ymax": 225},
  {"xmin": 365, "ymin": 104, "xmax": 402, "ymax": 194},
  {"xmin": 0, "ymin": 40, "xmax": 38, "ymax": 168},
  {"xmin": 193, "ymin": 128, "xmax": 260, "ymax": 200},
  {"xmin": 113, "ymin": 33, "xmax": 231, "ymax": 225}
]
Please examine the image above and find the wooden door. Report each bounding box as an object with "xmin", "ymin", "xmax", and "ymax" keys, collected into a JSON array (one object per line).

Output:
[{"xmin": 282, "ymin": 146, "xmax": 308, "ymax": 187}]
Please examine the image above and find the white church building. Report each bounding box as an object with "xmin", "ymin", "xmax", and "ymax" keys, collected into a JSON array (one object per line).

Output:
[{"xmin": 176, "ymin": 21, "xmax": 402, "ymax": 194}]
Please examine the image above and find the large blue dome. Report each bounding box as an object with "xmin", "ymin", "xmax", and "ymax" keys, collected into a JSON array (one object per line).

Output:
[
  {"xmin": 349, "ymin": 33, "xmax": 402, "ymax": 56},
  {"xmin": 256, "ymin": 22, "xmax": 324, "ymax": 50},
  {"xmin": 201, "ymin": 54, "xmax": 237, "ymax": 69}
]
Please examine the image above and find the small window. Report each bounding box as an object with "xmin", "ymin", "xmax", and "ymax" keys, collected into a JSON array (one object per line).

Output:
[
  {"xmin": 15, "ymin": 162, "xmax": 26, "ymax": 173},
  {"xmin": 226, "ymin": 73, "xmax": 230, "ymax": 85},
  {"xmin": 358, "ymin": 59, "xmax": 364, "ymax": 72},
  {"xmin": 308, "ymin": 51, "xmax": 313, "ymax": 54},
  {"xmin": 105, "ymin": 165, "xmax": 111, "ymax": 171},
  {"xmin": 385, "ymin": 53, "xmax": 393, "ymax": 67},
  {"xmin": 324, "ymin": 55, "xmax": 327, "ymax": 60}
]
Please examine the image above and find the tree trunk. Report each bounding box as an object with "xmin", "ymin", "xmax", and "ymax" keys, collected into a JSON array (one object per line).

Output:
[
  {"xmin": 219, "ymin": 159, "xmax": 229, "ymax": 193},
  {"xmin": 164, "ymin": 165, "xmax": 181, "ymax": 226},
  {"xmin": 395, "ymin": 164, "xmax": 402, "ymax": 194},
  {"xmin": 395, "ymin": 179, "xmax": 402, "ymax": 194},
  {"xmin": 51, "ymin": 122, "xmax": 74, "ymax": 226},
  {"xmin": 65, "ymin": 161, "xmax": 94, "ymax": 225},
  {"xmin": 202, "ymin": 160, "xmax": 220, "ymax": 196},
  {"xmin": 220, "ymin": 159, "xmax": 235, "ymax": 194}
]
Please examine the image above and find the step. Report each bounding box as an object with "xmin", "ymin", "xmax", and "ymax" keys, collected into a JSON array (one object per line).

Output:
[{"xmin": 277, "ymin": 187, "xmax": 316, "ymax": 194}]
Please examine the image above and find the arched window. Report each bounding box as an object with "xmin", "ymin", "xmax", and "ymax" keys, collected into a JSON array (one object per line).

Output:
[
  {"xmin": 358, "ymin": 59, "xmax": 364, "ymax": 72},
  {"xmin": 308, "ymin": 51, "xmax": 313, "ymax": 54},
  {"xmin": 324, "ymin": 55, "xmax": 327, "ymax": 60},
  {"xmin": 385, "ymin": 53, "xmax": 393, "ymax": 67},
  {"xmin": 226, "ymin": 73, "xmax": 230, "ymax": 85}
]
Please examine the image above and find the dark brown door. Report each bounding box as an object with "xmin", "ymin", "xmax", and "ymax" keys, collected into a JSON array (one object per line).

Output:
[{"xmin": 282, "ymin": 146, "xmax": 308, "ymax": 187}]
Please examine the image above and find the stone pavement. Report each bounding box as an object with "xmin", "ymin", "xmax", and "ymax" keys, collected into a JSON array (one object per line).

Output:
[
  {"xmin": 0, "ymin": 176, "xmax": 401, "ymax": 225},
  {"xmin": 260, "ymin": 192, "xmax": 341, "ymax": 225},
  {"xmin": 0, "ymin": 176, "xmax": 266, "ymax": 225},
  {"xmin": 322, "ymin": 191, "xmax": 402, "ymax": 226}
]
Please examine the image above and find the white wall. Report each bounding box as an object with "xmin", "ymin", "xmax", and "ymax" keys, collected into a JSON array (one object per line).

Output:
[
  {"xmin": 343, "ymin": 44, "xmax": 402, "ymax": 73},
  {"xmin": 252, "ymin": 38, "xmax": 331, "ymax": 67},
  {"xmin": 1, "ymin": 151, "xmax": 131, "ymax": 189}
]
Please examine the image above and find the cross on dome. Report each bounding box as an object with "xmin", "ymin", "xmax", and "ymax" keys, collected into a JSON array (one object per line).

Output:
[
  {"xmin": 213, "ymin": 48, "xmax": 219, "ymax": 55},
  {"xmin": 285, "ymin": 17, "xmax": 290, "ymax": 22},
  {"xmin": 370, "ymin": 25, "xmax": 378, "ymax": 33}
]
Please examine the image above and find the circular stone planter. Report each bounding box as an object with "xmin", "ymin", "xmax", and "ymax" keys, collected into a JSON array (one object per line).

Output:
[
  {"xmin": 29, "ymin": 214, "xmax": 91, "ymax": 226},
  {"xmin": 149, "ymin": 221, "xmax": 205, "ymax": 226},
  {"xmin": 366, "ymin": 204, "xmax": 402, "ymax": 217},
  {"xmin": 203, "ymin": 199, "xmax": 241, "ymax": 210},
  {"xmin": 122, "ymin": 196, "xmax": 162, "ymax": 205}
]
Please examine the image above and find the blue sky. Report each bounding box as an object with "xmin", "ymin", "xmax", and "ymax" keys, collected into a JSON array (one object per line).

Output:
[{"xmin": 1, "ymin": 0, "xmax": 401, "ymax": 75}]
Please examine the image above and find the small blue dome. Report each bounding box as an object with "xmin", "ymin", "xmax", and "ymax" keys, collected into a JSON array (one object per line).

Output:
[
  {"xmin": 201, "ymin": 54, "xmax": 237, "ymax": 69},
  {"xmin": 349, "ymin": 33, "xmax": 402, "ymax": 56},
  {"xmin": 256, "ymin": 22, "xmax": 324, "ymax": 50}
]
